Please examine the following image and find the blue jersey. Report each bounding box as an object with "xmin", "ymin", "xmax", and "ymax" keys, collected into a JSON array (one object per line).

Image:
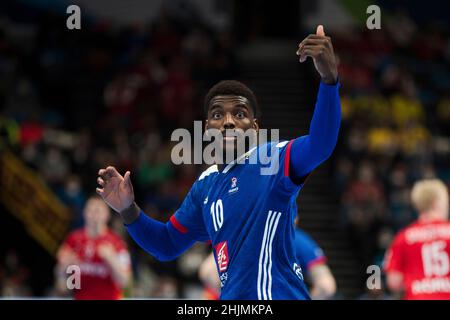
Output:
[
  {"xmin": 294, "ymin": 228, "xmax": 326, "ymax": 277},
  {"xmin": 126, "ymin": 81, "xmax": 340, "ymax": 300},
  {"xmin": 172, "ymin": 141, "xmax": 311, "ymax": 300}
]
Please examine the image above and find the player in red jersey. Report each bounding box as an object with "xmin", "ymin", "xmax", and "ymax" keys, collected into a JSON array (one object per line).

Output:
[
  {"xmin": 55, "ymin": 195, "xmax": 131, "ymax": 299},
  {"xmin": 384, "ymin": 179, "xmax": 450, "ymax": 299}
]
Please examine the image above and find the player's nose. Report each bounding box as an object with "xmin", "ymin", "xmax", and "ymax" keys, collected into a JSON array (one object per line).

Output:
[{"xmin": 223, "ymin": 113, "xmax": 235, "ymax": 130}]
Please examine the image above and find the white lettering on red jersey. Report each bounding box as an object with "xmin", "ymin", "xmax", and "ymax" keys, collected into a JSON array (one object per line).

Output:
[{"xmin": 384, "ymin": 220, "xmax": 450, "ymax": 300}]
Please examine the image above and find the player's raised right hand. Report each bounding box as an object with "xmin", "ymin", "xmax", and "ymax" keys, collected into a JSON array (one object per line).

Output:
[{"xmin": 96, "ymin": 166, "xmax": 134, "ymax": 213}]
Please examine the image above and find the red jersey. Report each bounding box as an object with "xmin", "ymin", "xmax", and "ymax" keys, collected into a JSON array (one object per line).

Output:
[
  {"xmin": 384, "ymin": 220, "xmax": 450, "ymax": 300},
  {"xmin": 62, "ymin": 228, "xmax": 130, "ymax": 300}
]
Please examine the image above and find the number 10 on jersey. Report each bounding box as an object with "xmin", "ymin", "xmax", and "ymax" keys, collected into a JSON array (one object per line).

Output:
[{"xmin": 211, "ymin": 199, "xmax": 224, "ymax": 232}]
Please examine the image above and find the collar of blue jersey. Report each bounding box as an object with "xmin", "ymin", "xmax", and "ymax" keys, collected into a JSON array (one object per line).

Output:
[{"xmin": 222, "ymin": 145, "xmax": 258, "ymax": 173}]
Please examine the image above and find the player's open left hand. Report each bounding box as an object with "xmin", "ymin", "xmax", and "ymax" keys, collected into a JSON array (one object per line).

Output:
[
  {"xmin": 297, "ymin": 25, "xmax": 338, "ymax": 85},
  {"xmin": 96, "ymin": 166, "xmax": 134, "ymax": 213}
]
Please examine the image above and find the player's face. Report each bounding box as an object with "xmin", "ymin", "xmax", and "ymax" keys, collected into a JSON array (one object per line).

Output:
[
  {"xmin": 83, "ymin": 198, "xmax": 111, "ymax": 229},
  {"xmin": 205, "ymin": 95, "xmax": 259, "ymax": 160}
]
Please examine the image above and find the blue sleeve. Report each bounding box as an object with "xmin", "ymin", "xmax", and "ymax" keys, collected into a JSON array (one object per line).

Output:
[
  {"xmin": 126, "ymin": 212, "xmax": 195, "ymax": 262},
  {"xmin": 295, "ymin": 229, "xmax": 326, "ymax": 272},
  {"xmin": 126, "ymin": 180, "xmax": 209, "ymax": 262},
  {"xmin": 289, "ymin": 81, "xmax": 341, "ymax": 182}
]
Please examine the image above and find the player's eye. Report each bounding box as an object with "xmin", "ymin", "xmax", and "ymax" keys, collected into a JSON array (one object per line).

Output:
[
  {"xmin": 211, "ymin": 112, "xmax": 222, "ymax": 120},
  {"xmin": 235, "ymin": 111, "xmax": 245, "ymax": 119}
]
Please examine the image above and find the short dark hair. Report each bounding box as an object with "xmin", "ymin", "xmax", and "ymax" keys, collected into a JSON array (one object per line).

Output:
[{"xmin": 204, "ymin": 80, "xmax": 259, "ymax": 118}]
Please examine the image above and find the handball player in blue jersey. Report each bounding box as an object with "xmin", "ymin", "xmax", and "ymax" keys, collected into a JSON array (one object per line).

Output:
[
  {"xmin": 199, "ymin": 221, "xmax": 336, "ymax": 300},
  {"xmin": 96, "ymin": 25, "xmax": 341, "ymax": 300},
  {"xmin": 292, "ymin": 225, "xmax": 336, "ymax": 299}
]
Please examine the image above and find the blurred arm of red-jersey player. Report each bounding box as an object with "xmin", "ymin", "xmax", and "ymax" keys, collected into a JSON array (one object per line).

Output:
[
  {"xmin": 55, "ymin": 236, "xmax": 80, "ymax": 295},
  {"xmin": 383, "ymin": 232, "xmax": 406, "ymax": 296},
  {"xmin": 98, "ymin": 243, "xmax": 131, "ymax": 288},
  {"xmin": 199, "ymin": 253, "xmax": 221, "ymax": 297}
]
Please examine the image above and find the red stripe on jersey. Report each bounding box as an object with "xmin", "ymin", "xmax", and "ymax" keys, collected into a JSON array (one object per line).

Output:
[
  {"xmin": 284, "ymin": 140, "xmax": 295, "ymax": 177},
  {"xmin": 170, "ymin": 215, "xmax": 188, "ymax": 234},
  {"xmin": 307, "ymin": 256, "xmax": 327, "ymax": 270}
]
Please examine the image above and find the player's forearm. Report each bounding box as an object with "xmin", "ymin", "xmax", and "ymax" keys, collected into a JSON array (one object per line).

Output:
[
  {"xmin": 54, "ymin": 264, "xmax": 70, "ymax": 294},
  {"xmin": 305, "ymin": 81, "xmax": 341, "ymax": 161},
  {"xmin": 309, "ymin": 264, "xmax": 337, "ymax": 299},
  {"xmin": 310, "ymin": 275, "xmax": 337, "ymax": 299},
  {"xmin": 386, "ymin": 272, "xmax": 404, "ymax": 294},
  {"xmin": 290, "ymin": 81, "xmax": 341, "ymax": 179},
  {"xmin": 102, "ymin": 256, "xmax": 130, "ymax": 288},
  {"xmin": 199, "ymin": 254, "xmax": 221, "ymax": 292},
  {"xmin": 125, "ymin": 209, "xmax": 195, "ymax": 261},
  {"xmin": 309, "ymin": 81, "xmax": 341, "ymax": 151}
]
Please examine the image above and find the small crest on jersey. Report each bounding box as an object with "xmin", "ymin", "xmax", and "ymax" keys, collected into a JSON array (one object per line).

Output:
[
  {"xmin": 228, "ymin": 177, "xmax": 239, "ymax": 194},
  {"xmin": 204, "ymin": 196, "xmax": 208, "ymax": 205},
  {"xmin": 215, "ymin": 241, "xmax": 229, "ymax": 272},
  {"xmin": 293, "ymin": 263, "xmax": 304, "ymax": 281}
]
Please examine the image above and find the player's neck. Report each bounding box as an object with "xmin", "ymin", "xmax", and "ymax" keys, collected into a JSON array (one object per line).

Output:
[
  {"xmin": 418, "ymin": 211, "xmax": 446, "ymax": 223},
  {"xmin": 215, "ymin": 155, "xmax": 239, "ymax": 172},
  {"xmin": 216, "ymin": 145, "xmax": 256, "ymax": 171},
  {"xmin": 85, "ymin": 225, "xmax": 107, "ymax": 238}
]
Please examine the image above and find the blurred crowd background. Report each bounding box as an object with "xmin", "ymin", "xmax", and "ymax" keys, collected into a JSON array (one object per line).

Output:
[
  {"xmin": 334, "ymin": 10, "xmax": 450, "ymax": 297},
  {"xmin": 0, "ymin": 0, "xmax": 449, "ymax": 299}
]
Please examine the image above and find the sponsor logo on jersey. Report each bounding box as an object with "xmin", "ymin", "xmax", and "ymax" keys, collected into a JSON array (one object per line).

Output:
[
  {"xmin": 228, "ymin": 177, "xmax": 239, "ymax": 194},
  {"xmin": 219, "ymin": 272, "xmax": 228, "ymax": 288},
  {"xmin": 215, "ymin": 241, "xmax": 229, "ymax": 272},
  {"xmin": 79, "ymin": 262, "xmax": 110, "ymax": 278}
]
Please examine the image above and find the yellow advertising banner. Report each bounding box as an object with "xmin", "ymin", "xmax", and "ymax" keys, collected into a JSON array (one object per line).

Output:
[{"xmin": 0, "ymin": 151, "xmax": 72, "ymax": 256}]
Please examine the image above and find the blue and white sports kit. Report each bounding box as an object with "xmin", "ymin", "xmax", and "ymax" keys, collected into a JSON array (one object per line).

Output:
[{"xmin": 126, "ymin": 81, "xmax": 341, "ymax": 300}]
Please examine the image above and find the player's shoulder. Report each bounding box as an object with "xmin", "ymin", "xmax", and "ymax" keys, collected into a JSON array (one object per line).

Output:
[
  {"xmin": 62, "ymin": 228, "xmax": 85, "ymax": 246},
  {"xmin": 391, "ymin": 222, "xmax": 419, "ymax": 246},
  {"xmin": 105, "ymin": 230, "xmax": 128, "ymax": 249},
  {"xmin": 295, "ymin": 228, "xmax": 320, "ymax": 248},
  {"xmin": 197, "ymin": 164, "xmax": 219, "ymax": 182},
  {"xmin": 257, "ymin": 140, "xmax": 293, "ymax": 165},
  {"xmin": 294, "ymin": 228, "xmax": 308, "ymax": 242},
  {"xmin": 393, "ymin": 225, "xmax": 409, "ymax": 241},
  {"xmin": 404, "ymin": 220, "xmax": 450, "ymax": 239},
  {"xmin": 295, "ymin": 228, "xmax": 314, "ymax": 242},
  {"xmin": 67, "ymin": 228, "xmax": 85, "ymax": 240},
  {"xmin": 257, "ymin": 140, "xmax": 291, "ymax": 152},
  {"xmin": 274, "ymin": 140, "xmax": 290, "ymax": 149},
  {"xmin": 401, "ymin": 220, "xmax": 433, "ymax": 236},
  {"xmin": 249, "ymin": 140, "xmax": 291, "ymax": 166}
]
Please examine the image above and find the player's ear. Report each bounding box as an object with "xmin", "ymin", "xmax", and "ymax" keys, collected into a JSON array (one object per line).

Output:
[
  {"xmin": 205, "ymin": 119, "xmax": 209, "ymax": 131},
  {"xmin": 253, "ymin": 118, "xmax": 259, "ymax": 132}
]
